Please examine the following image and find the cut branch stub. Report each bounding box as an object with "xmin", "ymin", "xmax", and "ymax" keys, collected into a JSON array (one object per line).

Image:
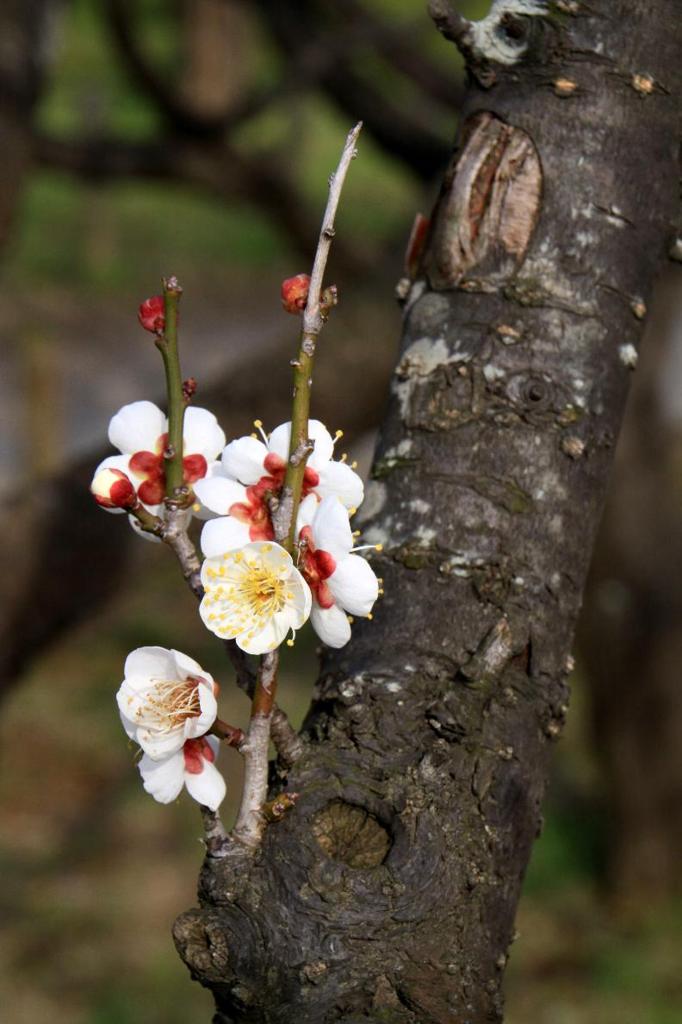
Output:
[
  {"xmin": 312, "ymin": 800, "xmax": 392, "ymax": 868},
  {"xmin": 423, "ymin": 112, "xmax": 542, "ymax": 291}
]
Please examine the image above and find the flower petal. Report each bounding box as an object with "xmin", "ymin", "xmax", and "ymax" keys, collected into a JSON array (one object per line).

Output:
[
  {"xmin": 306, "ymin": 420, "xmax": 336, "ymax": 469},
  {"xmin": 119, "ymin": 710, "xmax": 137, "ymax": 741},
  {"xmin": 265, "ymin": 422, "xmax": 291, "ymax": 461},
  {"xmin": 296, "ymin": 493, "xmax": 318, "ymax": 533},
  {"xmin": 194, "ymin": 475, "xmax": 248, "ymax": 516},
  {"xmin": 200, "ymin": 516, "xmax": 251, "ymax": 558},
  {"xmin": 310, "ymin": 603, "xmax": 352, "ymax": 648},
  {"xmin": 184, "ymin": 757, "xmax": 226, "ymax": 810},
  {"xmin": 94, "ymin": 453, "xmax": 133, "ymax": 477},
  {"xmin": 170, "ymin": 649, "xmax": 207, "ymax": 681},
  {"xmin": 316, "ymin": 460, "xmax": 365, "ymax": 509},
  {"xmin": 277, "ymin": 573, "xmax": 313, "ymax": 625},
  {"xmin": 116, "ymin": 682, "xmax": 146, "ymax": 725},
  {"xmin": 184, "ymin": 683, "xmax": 218, "ymax": 740},
  {"xmin": 237, "ymin": 615, "xmax": 290, "ymax": 655},
  {"xmin": 312, "ymin": 496, "xmax": 353, "ymax": 559},
  {"xmin": 109, "ymin": 401, "xmax": 166, "ymax": 455},
  {"xmin": 221, "ymin": 436, "xmax": 268, "ymax": 484},
  {"xmin": 268, "ymin": 419, "xmax": 334, "ymax": 469},
  {"xmin": 124, "ymin": 646, "xmax": 176, "ymax": 684},
  {"xmin": 183, "ymin": 407, "xmax": 226, "ymax": 460},
  {"xmin": 138, "ymin": 751, "xmax": 185, "ymax": 804},
  {"xmin": 137, "ymin": 726, "xmax": 187, "ymax": 761},
  {"xmin": 327, "ymin": 554, "xmax": 379, "ymax": 616}
]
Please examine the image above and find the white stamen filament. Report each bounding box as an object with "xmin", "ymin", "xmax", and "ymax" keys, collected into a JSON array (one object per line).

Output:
[
  {"xmin": 140, "ymin": 678, "xmax": 201, "ymax": 732},
  {"xmin": 253, "ymin": 419, "xmax": 269, "ymax": 445}
]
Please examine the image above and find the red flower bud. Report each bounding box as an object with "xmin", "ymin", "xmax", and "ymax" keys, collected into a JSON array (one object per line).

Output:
[
  {"xmin": 281, "ymin": 274, "xmax": 311, "ymax": 314},
  {"xmin": 91, "ymin": 467, "xmax": 137, "ymax": 509},
  {"xmin": 138, "ymin": 295, "xmax": 165, "ymax": 334}
]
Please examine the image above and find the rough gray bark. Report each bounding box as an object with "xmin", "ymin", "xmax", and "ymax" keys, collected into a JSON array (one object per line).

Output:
[{"xmin": 172, "ymin": 2, "xmax": 680, "ymax": 1020}]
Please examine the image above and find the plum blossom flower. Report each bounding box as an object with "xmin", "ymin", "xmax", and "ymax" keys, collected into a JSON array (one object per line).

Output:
[
  {"xmin": 296, "ymin": 494, "xmax": 380, "ymax": 648},
  {"xmin": 138, "ymin": 736, "xmax": 226, "ymax": 809},
  {"xmin": 195, "ymin": 419, "xmax": 363, "ymax": 558},
  {"xmin": 117, "ymin": 646, "xmax": 219, "ymax": 760},
  {"xmin": 199, "ymin": 542, "xmax": 311, "ymax": 655},
  {"xmin": 94, "ymin": 400, "xmax": 225, "ymax": 531}
]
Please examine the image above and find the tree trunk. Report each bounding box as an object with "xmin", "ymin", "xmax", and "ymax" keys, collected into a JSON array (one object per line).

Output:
[
  {"xmin": 580, "ymin": 267, "xmax": 682, "ymax": 908},
  {"xmin": 172, "ymin": 2, "xmax": 680, "ymax": 1021}
]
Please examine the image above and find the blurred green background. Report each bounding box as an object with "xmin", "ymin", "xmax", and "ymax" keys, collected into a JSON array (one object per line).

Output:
[{"xmin": 1, "ymin": 2, "xmax": 680, "ymax": 1022}]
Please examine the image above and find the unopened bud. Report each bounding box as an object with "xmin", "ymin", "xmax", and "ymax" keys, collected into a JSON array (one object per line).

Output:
[
  {"xmin": 138, "ymin": 295, "xmax": 165, "ymax": 334},
  {"xmin": 91, "ymin": 467, "xmax": 137, "ymax": 509},
  {"xmin": 281, "ymin": 274, "xmax": 311, "ymax": 314}
]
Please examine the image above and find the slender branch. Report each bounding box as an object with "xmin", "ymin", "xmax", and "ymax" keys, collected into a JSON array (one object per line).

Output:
[
  {"xmin": 209, "ymin": 718, "xmax": 246, "ymax": 747},
  {"xmin": 163, "ymin": 506, "xmax": 202, "ymax": 592},
  {"xmin": 200, "ymin": 805, "xmax": 231, "ymax": 856},
  {"xmin": 270, "ymin": 707, "xmax": 306, "ymax": 767},
  {"xmin": 276, "ymin": 121, "xmax": 363, "ymax": 550},
  {"xmin": 128, "ymin": 498, "xmax": 164, "ymax": 535},
  {"xmin": 232, "ymin": 651, "xmax": 279, "ymax": 848},
  {"xmin": 427, "ymin": 0, "xmax": 473, "ymax": 50},
  {"xmin": 157, "ymin": 276, "xmax": 186, "ymax": 499},
  {"xmin": 235, "ymin": 124, "xmax": 362, "ymax": 848}
]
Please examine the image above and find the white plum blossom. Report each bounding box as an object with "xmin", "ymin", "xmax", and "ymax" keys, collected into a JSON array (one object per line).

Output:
[
  {"xmin": 296, "ymin": 494, "xmax": 380, "ymax": 648},
  {"xmin": 200, "ymin": 541, "xmax": 312, "ymax": 655},
  {"xmin": 195, "ymin": 419, "xmax": 364, "ymax": 557},
  {"xmin": 138, "ymin": 735, "xmax": 226, "ymax": 810},
  {"xmin": 94, "ymin": 400, "xmax": 225, "ymax": 532},
  {"xmin": 117, "ymin": 646, "xmax": 219, "ymax": 760}
]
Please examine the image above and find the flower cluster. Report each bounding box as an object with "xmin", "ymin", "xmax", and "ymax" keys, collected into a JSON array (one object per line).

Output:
[
  {"xmin": 92, "ymin": 405, "xmax": 381, "ymax": 653},
  {"xmin": 91, "ymin": 399, "xmax": 225, "ymax": 536},
  {"xmin": 196, "ymin": 418, "xmax": 381, "ymax": 653},
  {"xmin": 98, "ymin": 409, "xmax": 380, "ymax": 802},
  {"xmin": 117, "ymin": 647, "xmax": 226, "ymax": 809}
]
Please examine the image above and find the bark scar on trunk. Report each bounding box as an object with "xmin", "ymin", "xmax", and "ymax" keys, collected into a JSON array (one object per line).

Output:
[{"xmin": 424, "ymin": 112, "xmax": 542, "ymax": 292}]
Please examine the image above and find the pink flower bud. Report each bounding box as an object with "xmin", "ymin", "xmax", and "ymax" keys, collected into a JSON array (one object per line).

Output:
[
  {"xmin": 138, "ymin": 295, "xmax": 165, "ymax": 333},
  {"xmin": 91, "ymin": 467, "xmax": 137, "ymax": 509},
  {"xmin": 281, "ymin": 274, "xmax": 311, "ymax": 314}
]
